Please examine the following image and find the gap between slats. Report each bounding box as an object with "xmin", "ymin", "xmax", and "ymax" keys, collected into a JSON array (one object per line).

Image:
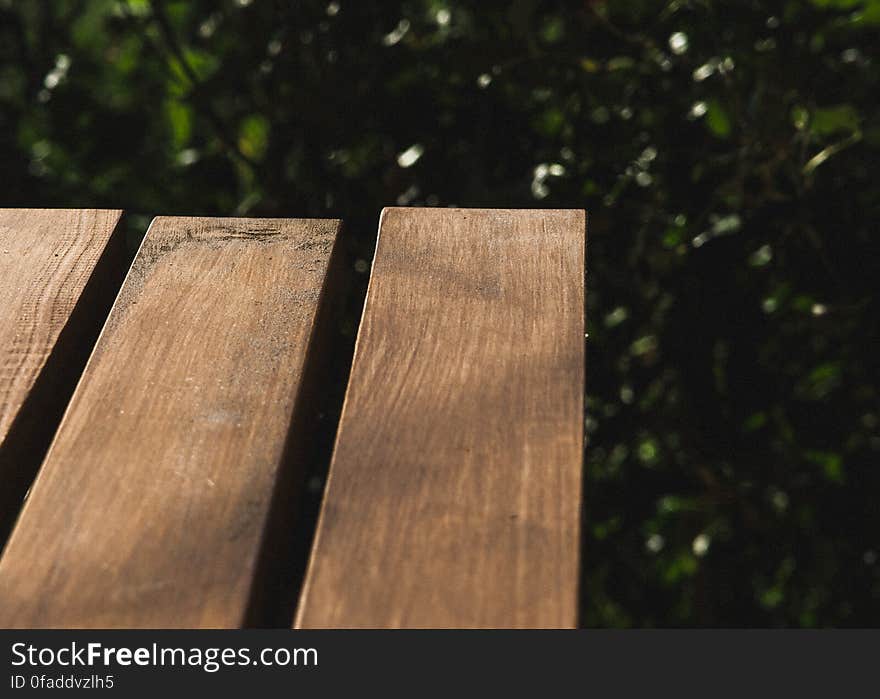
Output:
[{"xmin": 244, "ymin": 221, "xmax": 364, "ymax": 626}]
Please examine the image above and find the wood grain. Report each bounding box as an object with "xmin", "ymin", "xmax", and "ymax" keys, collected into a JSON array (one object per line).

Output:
[
  {"xmin": 296, "ymin": 207, "xmax": 585, "ymax": 629},
  {"xmin": 0, "ymin": 208, "xmax": 126, "ymax": 546},
  {"xmin": 0, "ymin": 216, "xmax": 342, "ymax": 628}
]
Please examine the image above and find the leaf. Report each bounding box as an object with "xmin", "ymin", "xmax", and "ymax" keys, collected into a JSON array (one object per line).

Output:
[
  {"xmin": 804, "ymin": 450, "xmax": 845, "ymax": 484},
  {"xmin": 238, "ymin": 114, "xmax": 269, "ymax": 160},
  {"xmin": 705, "ymin": 100, "xmax": 732, "ymax": 138},
  {"xmin": 809, "ymin": 0, "xmax": 862, "ymax": 7},
  {"xmin": 810, "ymin": 104, "xmax": 860, "ymax": 137},
  {"xmin": 537, "ymin": 107, "xmax": 564, "ymax": 135},
  {"xmin": 165, "ymin": 99, "xmax": 192, "ymax": 149},
  {"xmin": 540, "ymin": 16, "xmax": 565, "ymax": 43},
  {"xmin": 606, "ymin": 56, "xmax": 635, "ymax": 71},
  {"xmin": 791, "ymin": 105, "xmax": 809, "ymax": 131},
  {"xmin": 744, "ymin": 412, "xmax": 768, "ymax": 431},
  {"xmin": 859, "ymin": 3, "xmax": 880, "ymax": 23}
]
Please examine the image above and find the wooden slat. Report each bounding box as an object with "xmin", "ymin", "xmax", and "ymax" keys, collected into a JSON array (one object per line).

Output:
[
  {"xmin": 0, "ymin": 208, "xmax": 126, "ymax": 544},
  {"xmin": 296, "ymin": 207, "xmax": 585, "ymax": 629},
  {"xmin": 0, "ymin": 216, "xmax": 342, "ymax": 628}
]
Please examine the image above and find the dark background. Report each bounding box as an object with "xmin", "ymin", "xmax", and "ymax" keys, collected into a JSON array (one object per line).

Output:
[{"xmin": 1, "ymin": 0, "xmax": 877, "ymax": 626}]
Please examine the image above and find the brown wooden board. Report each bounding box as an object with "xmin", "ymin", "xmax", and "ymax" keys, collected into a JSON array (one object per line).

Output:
[
  {"xmin": 0, "ymin": 208, "xmax": 126, "ymax": 547},
  {"xmin": 0, "ymin": 216, "xmax": 342, "ymax": 628},
  {"xmin": 296, "ymin": 207, "xmax": 586, "ymax": 629}
]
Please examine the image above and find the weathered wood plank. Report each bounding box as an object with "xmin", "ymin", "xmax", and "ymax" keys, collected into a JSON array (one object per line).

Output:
[
  {"xmin": 296, "ymin": 207, "xmax": 585, "ymax": 629},
  {"xmin": 0, "ymin": 208, "xmax": 126, "ymax": 546},
  {"xmin": 0, "ymin": 216, "xmax": 342, "ymax": 628}
]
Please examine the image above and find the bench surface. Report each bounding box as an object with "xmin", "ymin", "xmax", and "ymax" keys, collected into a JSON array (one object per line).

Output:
[
  {"xmin": 0, "ymin": 217, "xmax": 341, "ymax": 628},
  {"xmin": 296, "ymin": 208, "xmax": 584, "ymax": 628},
  {"xmin": 0, "ymin": 208, "xmax": 585, "ymax": 629}
]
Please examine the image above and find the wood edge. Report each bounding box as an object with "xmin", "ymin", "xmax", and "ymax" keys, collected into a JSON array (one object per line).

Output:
[
  {"xmin": 576, "ymin": 208, "xmax": 588, "ymax": 628},
  {"xmin": 0, "ymin": 207, "xmax": 124, "ymax": 216},
  {"xmin": 378, "ymin": 206, "xmax": 585, "ymax": 214},
  {"xmin": 146, "ymin": 215, "xmax": 343, "ymax": 239}
]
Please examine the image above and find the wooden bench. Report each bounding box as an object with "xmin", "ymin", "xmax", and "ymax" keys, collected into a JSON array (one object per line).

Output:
[{"xmin": 0, "ymin": 207, "xmax": 585, "ymax": 629}]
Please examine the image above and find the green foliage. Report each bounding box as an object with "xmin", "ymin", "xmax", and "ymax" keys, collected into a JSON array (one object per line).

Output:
[
  {"xmin": 811, "ymin": 105, "xmax": 861, "ymax": 136},
  {"xmin": 1, "ymin": 0, "xmax": 877, "ymax": 626},
  {"xmin": 704, "ymin": 100, "xmax": 732, "ymax": 139}
]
